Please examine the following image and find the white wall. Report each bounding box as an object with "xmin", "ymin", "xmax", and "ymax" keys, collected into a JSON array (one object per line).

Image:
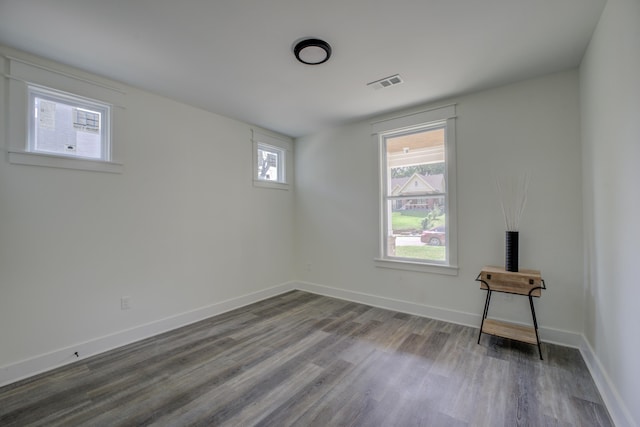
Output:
[
  {"xmin": 1, "ymin": 9, "xmax": 636, "ymax": 423},
  {"xmin": 580, "ymin": 0, "xmax": 640, "ymax": 425},
  {"xmin": 295, "ymin": 70, "xmax": 584, "ymax": 341},
  {"xmin": 0, "ymin": 47, "xmax": 294, "ymax": 380}
]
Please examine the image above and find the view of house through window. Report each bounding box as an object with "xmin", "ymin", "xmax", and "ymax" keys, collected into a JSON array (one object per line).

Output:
[{"xmin": 383, "ymin": 124, "xmax": 448, "ymax": 263}]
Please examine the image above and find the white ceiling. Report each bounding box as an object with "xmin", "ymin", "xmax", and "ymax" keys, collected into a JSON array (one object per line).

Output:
[{"xmin": 0, "ymin": 0, "xmax": 605, "ymax": 138}]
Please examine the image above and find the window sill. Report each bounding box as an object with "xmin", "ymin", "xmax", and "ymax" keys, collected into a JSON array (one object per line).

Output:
[
  {"xmin": 252, "ymin": 179, "xmax": 289, "ymax": 190},
  {"xmin": 374, "ymin": 258, "xmax": 458, "ymax": 276},
  {"xmin": 8, "ymin": 150, "xmax": 123, "ymax": 174}
]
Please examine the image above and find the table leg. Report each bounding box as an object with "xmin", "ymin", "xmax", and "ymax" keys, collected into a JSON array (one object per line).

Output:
[
  {"xmin": 529, "ymin": 294, "xmax": 543, "ymax": 360},
  {"xmin": 478, "ymin": 290, "xmax": 492, "ymax": 344}
]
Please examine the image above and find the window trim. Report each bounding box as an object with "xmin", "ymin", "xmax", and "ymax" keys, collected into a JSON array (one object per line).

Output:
[
  {"xmin": 252, "ymin": 130, "xmax": 290, "ymax": 190},
  {"xmin": 5, "ymin": 55, "xmax": 124, "ymax": 173},
  {"xmin": 27, "ymin": 84, "xmax": 112, "ymax": 161},
  {"xmin": 372, "ymin": 104, "xmax": 458, "ymax": 275},
  {"xmin": 256, "ymin": 142, "xmax": 285, "ymax": 183}
]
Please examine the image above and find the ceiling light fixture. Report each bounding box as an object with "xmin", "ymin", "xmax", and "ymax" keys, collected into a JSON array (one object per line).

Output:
[{"xmin": 294, "ymin": 38, "xmax": 332, "ymax": 65}]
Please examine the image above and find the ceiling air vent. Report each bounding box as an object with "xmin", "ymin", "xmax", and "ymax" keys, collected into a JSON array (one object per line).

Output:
[{"xmin": 367, "ymin": 74, "xmax": 403, "ymax": 90}]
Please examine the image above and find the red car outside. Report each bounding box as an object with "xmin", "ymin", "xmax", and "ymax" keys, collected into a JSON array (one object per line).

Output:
[{"xmin": 420, "ymin": 226, "xmax": 446, "ymax": 246}]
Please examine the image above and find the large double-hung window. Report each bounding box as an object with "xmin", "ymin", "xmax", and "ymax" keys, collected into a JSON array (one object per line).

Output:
[{"xmin": 375, "ymin": 105, "xmax": 457, "ymax": 274}]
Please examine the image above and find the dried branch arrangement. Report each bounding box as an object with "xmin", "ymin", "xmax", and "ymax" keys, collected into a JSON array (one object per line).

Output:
[{"xmin": 496, "ymin": 172, "xmax": 530, "ymax": 232}]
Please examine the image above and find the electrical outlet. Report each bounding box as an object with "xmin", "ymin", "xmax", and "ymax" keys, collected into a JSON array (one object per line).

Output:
[
  {"xmin": 305, "ymin": 263, "xmax": 311, "ymax": 272},
  {"xmin": 121, "ymin": 296, "xmax": 131, "ymax": 310}
]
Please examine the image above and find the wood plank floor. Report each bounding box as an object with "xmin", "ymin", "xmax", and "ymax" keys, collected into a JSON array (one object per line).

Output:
[{"xmin": 0, "ymin": 291, "xmax": 613, "ymax": 426}]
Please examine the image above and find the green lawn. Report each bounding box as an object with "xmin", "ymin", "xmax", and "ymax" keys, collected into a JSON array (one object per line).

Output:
[
  {"xmin": 391, "ymin": 212, "xmax": 425, "ymax": 231},
  {"xmin": 395, "ymin": 245, "xmax": 446, "ymax": 261},
  {"xmin": 392, "ymin": 211, "xmax": 445, "ymax": 232}
]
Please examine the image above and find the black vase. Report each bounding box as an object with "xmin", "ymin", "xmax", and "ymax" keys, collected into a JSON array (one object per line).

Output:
[{"xmin": 505, "ymin": 231, "xmax": 519, "ymax": 272}]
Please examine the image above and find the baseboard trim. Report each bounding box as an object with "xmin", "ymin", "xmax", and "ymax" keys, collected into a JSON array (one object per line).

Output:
[
  {"xmin": 293, "ymin": 280, "xmax": 583, "ymax": 348},
  {"xmin": 295, "ymin": 280, "xmax": 637, "ymax": 427},
  {"xmin": 3, "ymin": 280, "xmax": 633, "ymax": 427},
  {"xmin": 295, "ymin": 280, "xmax": 479, "ymax": 327},
  {"xmin": 578, "ymin": 336, "xmax": 637, "ymax": 427},
  {"xmin": 0, "ymin": 282, "xmax": 295, "ymax": 388}
]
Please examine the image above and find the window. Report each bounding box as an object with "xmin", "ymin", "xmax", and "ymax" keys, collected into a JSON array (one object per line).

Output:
[
  {"xmin": 6, "ymin": 56, "xmax": 124, "ymax": 173},
  {"xmin": 252, "ymin": 131, "xmax": 290, "ymax": 190},
  {"xmin": 256, "ymin": 143, "xmax": 284, "ymax": 183},
  {"xmin": 374, "ymin": 105, "xmax": 457, "ymax": 274},
  {"xmin": 28, "ymin": 85, "xmax": 111, "ymax": 160}
]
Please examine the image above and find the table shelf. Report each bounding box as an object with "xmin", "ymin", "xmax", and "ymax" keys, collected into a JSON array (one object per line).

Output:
[
  {"xmin": 480, "ymin": 318, "xmax": 538, "ymax": 345},
  {"xmin": 476, "ymin": 266, "xmax": 546, "ymax": 359}
]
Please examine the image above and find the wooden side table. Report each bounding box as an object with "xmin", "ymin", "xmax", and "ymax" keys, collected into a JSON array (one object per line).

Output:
[{"xmin": 476, "ymin": 266, "xmax": 546, "ymax": 359}]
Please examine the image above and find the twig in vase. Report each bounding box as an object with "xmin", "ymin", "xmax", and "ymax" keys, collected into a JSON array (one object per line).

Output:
[{"xmin": 496, "ymin": 172, "xmax": 530, "ymax": 232}]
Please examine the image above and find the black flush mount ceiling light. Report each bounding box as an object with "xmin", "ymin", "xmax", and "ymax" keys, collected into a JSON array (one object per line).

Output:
[{"xmin": 294, "ymin": 38, "xmax": 332, "ymax": 65}]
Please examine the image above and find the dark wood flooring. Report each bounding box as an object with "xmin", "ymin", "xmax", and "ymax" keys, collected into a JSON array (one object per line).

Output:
[{"xmin": 0, "ymin": 291, "xmax": 613, "ymax": 426}]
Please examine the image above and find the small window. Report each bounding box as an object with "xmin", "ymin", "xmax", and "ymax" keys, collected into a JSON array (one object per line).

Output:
[
  {"xmin": 28, "ymin": 85, "xmax": 111, "ymax": 161},
  {"xmin": 252, "ymin": 131, "xmax": 290, "ymax": 190},
  {"xmin": 257, "ymin": 143, "xmax": 285, "ymax": 183},
  {"xmin": 6, "ymin": 56, "xmax": 123, "ymax": 173}
]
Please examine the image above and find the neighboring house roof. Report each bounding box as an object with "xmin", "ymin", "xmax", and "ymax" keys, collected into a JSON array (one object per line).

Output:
[{"xmin": 391, "ymin": 173, "xmax": 444, "ymax": 195}]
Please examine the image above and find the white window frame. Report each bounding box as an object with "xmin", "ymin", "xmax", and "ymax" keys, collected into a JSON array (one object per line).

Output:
[
  {"xmin": 27, "ymin": 84, "xmax": 112, "ymax": 161},
  {"xmin": 373, "ymin": 105, "xmax": 458, "ymax": 275},
  {"xmin": 252, "ymin": 131, "xmax": 290, "ymax": 190},
  {"xmin": 257, "ymin": 143, "xmax": 285, "ymax": 182},
  {"xmin": 6, "ymin": 55, "xmax": 124, "ymax": 173}
]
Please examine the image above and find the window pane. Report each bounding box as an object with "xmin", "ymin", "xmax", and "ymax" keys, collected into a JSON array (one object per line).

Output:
[
  {"xmin": 257, "ymin": 146, "xmax": 280, "ymax": 181},
  {"xmin": 386, "ymin": 197, "xmax": 447, "ymax": 262},
  {"xmin": 33, "ymin": 98, "xmax": 103, "ymax": 158},
  {"xmin": 385, "ymin": 126, "xmax": 445, "ymax": 183},
  {"xmin": 28, "ymin": 86, "xmax": 110, "ymax": 161}
]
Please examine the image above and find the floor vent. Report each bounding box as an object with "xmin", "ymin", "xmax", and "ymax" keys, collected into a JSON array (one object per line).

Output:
[{"xmin": 367, "ymin": 74, "xmax": 403, "ymax": 90}]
